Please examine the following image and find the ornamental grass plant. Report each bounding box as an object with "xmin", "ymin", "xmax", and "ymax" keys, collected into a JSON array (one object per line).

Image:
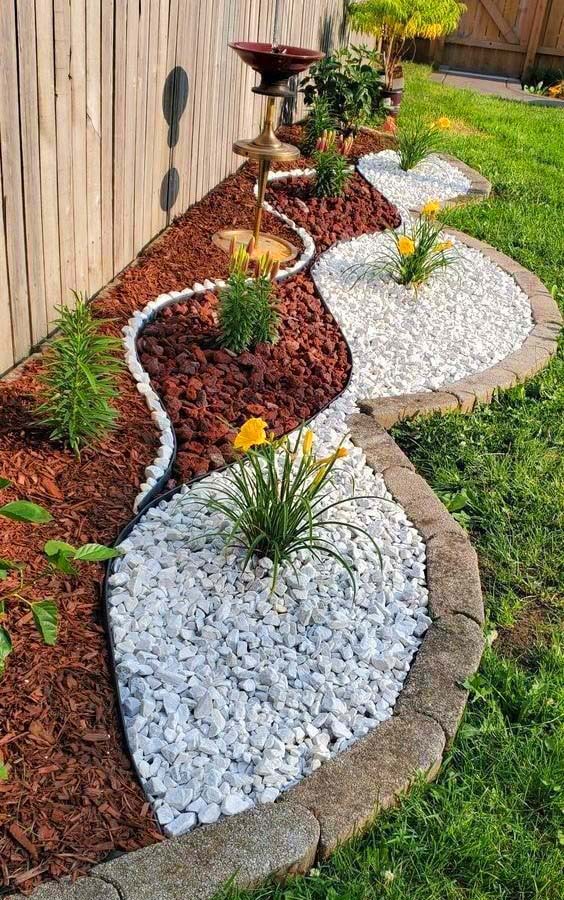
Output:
[
  {"xmin": 348, "ymin": 212, "xmax": 456, "ymax": 293},
  {"xmin": 194, "ymin": 420, "xmax": 381, "ymax": 595},
  {"xmin": 36, "ymin": 292, "xmax": 122, "ymax": 455},
  {"xmin": 397, "ymin": 115, "xmax": 444, "ymax": 171}
]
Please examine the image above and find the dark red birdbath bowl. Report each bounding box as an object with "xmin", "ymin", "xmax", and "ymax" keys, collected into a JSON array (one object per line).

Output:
[{"xmin": 229, "ymin": 41, "xmax": 324, "ymax": 97}]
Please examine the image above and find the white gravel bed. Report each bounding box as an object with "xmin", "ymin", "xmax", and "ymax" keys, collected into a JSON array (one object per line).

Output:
[
  {"xmin": 108, "ymin": 154, "xmax": 531, "ymax": 838},
  {"xmin": 313, "ymin": 230, "xmax": 533, "ymax": 396},
  {"xmin": 358, "ymin": 150, "xmax": 471, "ymax": 217}
]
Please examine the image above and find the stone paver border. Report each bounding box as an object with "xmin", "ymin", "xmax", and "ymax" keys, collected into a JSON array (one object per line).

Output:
[{"xmin": 9, "ymin": 156, "xmax": 561, "ymax": 900}]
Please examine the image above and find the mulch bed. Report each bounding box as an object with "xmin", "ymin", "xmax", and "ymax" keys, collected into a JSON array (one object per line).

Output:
[
  {"xmin": 137, "ymin": 274, "xmax": 351, "ymax": 484},
  {"xmin": 0, "ymin": 126, "xmax": 387, "ymax": 894},
  {"xmin": 266, "ymin": 171, "xmax": 401, "ymax": 253}
]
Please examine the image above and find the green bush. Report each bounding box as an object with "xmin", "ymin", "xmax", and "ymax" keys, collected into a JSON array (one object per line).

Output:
[
  {"xmin": 36, "ymin": 292, "xmax": 122, "ymax": 455},
  {"xmin": 218, "ymin": 247, "xmax": 279, "ymax": 355},
  {"xmin": 301, "ymin": 45, "xmax": 383, "ymax": 134}
]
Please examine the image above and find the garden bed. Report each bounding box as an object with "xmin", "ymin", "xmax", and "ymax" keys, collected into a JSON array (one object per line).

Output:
[
  {"xmin": 137, "ymin": 274, "xmax": 351, "ymax": 484},
  {"xmin": 0, "ymin": 120, "xmax": 551, "ymax": 894},
  {"xmin": 0, "ymin": 128, "xmax": 389, "ymax": 893}
]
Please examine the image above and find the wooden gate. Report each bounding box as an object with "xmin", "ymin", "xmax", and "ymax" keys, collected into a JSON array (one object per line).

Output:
[{"xmin": 431, "ymin": 0, "xmax": 564, "ymax": 79}]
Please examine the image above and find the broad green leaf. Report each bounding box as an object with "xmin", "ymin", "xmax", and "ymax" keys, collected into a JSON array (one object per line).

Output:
[
  {"xmin": 74, "ymin": 543, "xmax": 123, "ymax": 563},
  {"xmin": 31, "ymin": 600, "xmax": 58, "ymax": 646},
  {"xmin": 0, "ymin": 477, "xmax": 10, "ymax": 490},
  {"xmin": 44, "ymin": 540, "xmax": 75, "ymax": 558},
  {"xmin": 0, "ymin": 625, "xmax": 13, "ymax": 672},
  {"xmin": 0, "ymin": 500, "xmax": 52, "ymax": 524},
  {"xmin": 0, "ymin": 759, "xmax": 8, "ymax": 781}
]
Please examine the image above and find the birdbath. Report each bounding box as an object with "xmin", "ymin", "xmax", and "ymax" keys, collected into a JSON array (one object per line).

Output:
[{"xmin": 212, "ymin": 41, "xmax": 324, "ymax": 263}]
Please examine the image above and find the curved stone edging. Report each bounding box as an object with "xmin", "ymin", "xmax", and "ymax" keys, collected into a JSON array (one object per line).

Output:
[{"xmin": 9, "ymin": 154, "xmax": 560, "ymax": 900}]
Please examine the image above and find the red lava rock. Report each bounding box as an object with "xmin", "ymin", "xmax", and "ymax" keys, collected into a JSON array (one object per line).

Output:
[
  {"xmin": 137, "ymin": 272, "xmax": 352, "ymax": 484},
  {"xmin": 266, "ymin": 171, "xmax": 400, "ymax": 253}
]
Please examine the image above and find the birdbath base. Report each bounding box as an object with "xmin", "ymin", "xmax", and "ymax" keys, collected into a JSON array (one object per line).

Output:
[{"xmin": 212, "ymin": 228, "xmax": 298, "ymax": 263}]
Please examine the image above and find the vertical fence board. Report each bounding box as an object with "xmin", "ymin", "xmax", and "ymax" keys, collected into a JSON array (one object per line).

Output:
[
  {"xmin": 0, "ymin": 0, "xmax": 31, "ymax": 358},
  {"xmin": 17, "ymin": 0, "xmax": 47, "ymax": 344},
  {"xmin": 54, "ymin": 0, "xmax": 76, "ymax": 305},
  {"xmin": 86, "ymin": 0, "xmax": 102, "ymax": 295},
  {"xmin": 0, "ymin": 152, "xmax": 15, "ymax": 373},
  {"xmin": 101, "ymin": 0, "xmax": 114, "ymax": 282},
  {"xmin": 113, "ymin": 0, "xmax": 128, "ymax": 272},
  {"xmin": 35, "ymin": 0, "xmax": 61, "ymax": 330},
  {"xmin": 70, "ymin": 0, "xmax": 88, "ymax": 294}
]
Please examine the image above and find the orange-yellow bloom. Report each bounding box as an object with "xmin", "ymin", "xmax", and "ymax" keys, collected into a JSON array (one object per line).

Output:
[
  {"xmin": 421, "ymin": 200, "xmax": 441, "ymax": 218},
  {"xmin": 302, "ymin": 429, "xmax": 314, "ymax": 455},
  {"xmin": 233, "ymin": 418, "xmax": 268, "ymax": 452},
  {"xmin": 316, "ymin": 447, "xmax": 348, "ymax": 466},
  {"xmin": 397, "ymin": 235, "xmax": 415, "ymax": 256},
  {"xmin": 435, "ymin": 240, "xmax": 453, "ymax": 253},
  {"xmin": 435, "ymin": 116, "xmax": 451, "ymax": 130}
]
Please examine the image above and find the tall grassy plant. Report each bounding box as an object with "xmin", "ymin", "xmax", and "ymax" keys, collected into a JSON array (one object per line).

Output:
[
  {"xmin": 193, "ymin": 421, "xmax": 381, "ymax": 594},
  {"xmin": 397, "ymin": 115, "xmax": 440, "ymax": 170},
  {"xmin": 349, "ymin": 216, "xmax": 456, "ymax": 293},
  {"xmin": 36, "ymin": 292, "xmax": 122, "ymax": 455}
]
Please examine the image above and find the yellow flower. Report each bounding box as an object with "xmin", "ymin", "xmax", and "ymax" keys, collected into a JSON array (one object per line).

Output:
[
  {"xmin": 233, "ymin": 417, "xmax": 268, "ymax": 452},
  {"xmin": 397, "ymin": 235, "xmax": 415, "ymax": 256},
  {"xmin": 316, "ymin": 447, "xmax": 348, "ymax": 466},
  {"xmin": 302, "ymin": 429, "xmax": 314, "ymax": 455},
  {"xmin": 421, "ymin": 200, "xmax": 441, "ymax": 218},
  {"xmin": 435, "ymin": 116, "xmax": 451, "ymax": 130},
  {"xmin": 435, "ymin": 240, "xmax": 453, "ymax": 253}
]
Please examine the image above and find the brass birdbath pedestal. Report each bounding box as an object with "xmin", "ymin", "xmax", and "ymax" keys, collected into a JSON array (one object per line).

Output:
[{"xmin": 212, "ymin": 41, "xmax": 323, "ymax": 264}]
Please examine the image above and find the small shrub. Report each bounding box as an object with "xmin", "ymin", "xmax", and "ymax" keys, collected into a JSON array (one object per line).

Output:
[
  {"xmin": 0, "ymin": 475, "xmax": 120, "ymax": 678},
  {"xmin": 301, "ymin": 95, "xmax": 335, "ymax": 155},
  {"xmin": 348, "ymin": 215, "xmax": 456, "ymax": 292},
  {"xmin": 313, "ymin": 131, "xmax": 352, "ymax": 198},
  {"xmin": 218, "ymin": 245, "xmax": 279, "ymax": 355},
  {"xmin": 301, "ymin": 45, "xmax": 384, "ymax": 134},
  {"xmin": 397, "ymin": 115, "xmax": 443, "ymax": 171},
  {"xmin": 522, "ymin": 65, "xmax": 563, "ymax": 89},
  {"xmin": 193, "ymin": 421, "xmax": 381, "ymax": 594},
  {"xmin": 36, "ymin": 292, "xmax": 122, "ymax": 455}
]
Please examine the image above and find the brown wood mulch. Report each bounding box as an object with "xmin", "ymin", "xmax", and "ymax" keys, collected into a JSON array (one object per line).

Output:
[{"xmin": 0, "ymin": 126, "xmax": 387, "ymax": 894}]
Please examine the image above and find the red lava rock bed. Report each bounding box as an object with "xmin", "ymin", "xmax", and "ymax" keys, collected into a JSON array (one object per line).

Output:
[
  {"xmin": 266, "ymin": 171, "xmax": 401, "ymax": 253},
  {"xmin": 0, "ymin": 127, "xmax": 388, "ymax": 894},
  {"xmin": 137, "ymin": 273, "xmax": 352, "ymax": 484}
]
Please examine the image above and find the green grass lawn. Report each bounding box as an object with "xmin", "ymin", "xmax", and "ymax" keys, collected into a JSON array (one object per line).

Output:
[{"xmin": 221, "ymin": 65, "xmax": 563, "ymax": 900}]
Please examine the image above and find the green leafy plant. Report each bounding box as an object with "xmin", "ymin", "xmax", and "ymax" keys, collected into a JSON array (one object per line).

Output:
[
  {"xmin": 348, "ymin": 0, "xmax": 466, "ymax": 89},
  {"xmin": 36, "ymin": 291, "xmax": 122, "ymax": 456},
  {"xmin": 523, "ymin": 80, "xmax": 547, "ymax": 96},
  {"xmin": 348, "ymin": 214, "xmax": 456, "ymax": 293},
  {"xmin": 397, "ymin": 114, "xmax": 443, "ymax": 170},
  {"xmin": 313, "ymin": 130, "xmax": 352, "ymax": 198},
  {"xmin": 0, "ymin": 476, "xmax": 121, "ymax": 677},
  {"xmin": 192, "ymin": 419, "xmax": 381, "ymax": 594},
  {"xmin": 522, "ymin": 65, "xmax": 563, "ymax": 90},
  {"xmin": 301, "ymin": 45, "xmax": 384, "ymax": 134},
  {"xmin": 301, "ymin": 95, "xmax": 335, "ymax": 155},
  {"xmin": 218, "ymin": 245, "xmax": 279, "ymax": 354}
]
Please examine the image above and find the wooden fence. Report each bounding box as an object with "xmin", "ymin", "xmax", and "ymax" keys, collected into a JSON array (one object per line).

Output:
[
  {"xmin": 419, "ymin": 0, "xmax": 564, "ymax": 79},
  {"xmin": 0, "ymin": 0, "xmax": 352, "ymax": 375}
]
